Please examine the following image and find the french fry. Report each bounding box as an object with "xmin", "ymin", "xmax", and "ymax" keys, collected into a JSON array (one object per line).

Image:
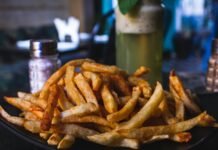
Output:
[
  {"xmin": 65, "ymin": 66, "xmax": 86, "ymax": 105},
  {"xmin": 23, "ymin": 112, "xmax": 39, "ymax": 121},
  {"xmin": 87, "ymin": 131, "xmax": 139, "ymax": 149},
  {"xmin": 118, "ymin": 112, "xmax": 215, "ymax": 140},
  {"xmin": 110, "ymin": 74, "xmax": 131, "ymax": 96},
  {"xmin": 47, "ymin": 133, "xmax": 63, "ymax": 146},
  {"xmin": 74, "ymin": 73, "xmax": 98, "ymax": 106},
  {"xmin": 41, "ymin": 85, "xmax": 59, "ymax": 131},
  {"xmin": 40, "ymin": 133, "xmax": 51, "ymax": 140},
  {"xmin": 101, "ymin": 84, "xmax": 118, "ymax": 113},
  {"xmin": 83, "ymin": 71, "xmax": 102, "ymax": 91},
  {"xmin": 107, "ymin": 87, "xmax": 141, "ymax": 122},
  {"xmin": 62, "ymin": 115, "xmax": 117, "ymax": 129},
  {"xmin": 58, "ymin": 134, "xmax": 75, "ymax": 149},
  {"xmin": 60, "ymin": 103, "xmax": 98, "ymax": 118},
  {"xmin": 58, "ymin": 86, "xmax": 74, "ymax": 111},
  {"xmin": 24, "ymin": 120, "xmax": 41, "ymax": 133},
  {"xmin": 118, "ymin": 82, "xmax": 164, "ymax": 129},
  {"xmin": 39, "ymin": 59, "xmax": 94, "ymax": 100},
  {"xmin": 169, "ymin": 71, "xmax": 201, "ymax": 114},
  {"xmin": 4, "ymin": 97, "xmax": 43, "ymax": 112},
  {"xmin": 57, "ymin": 78, "xmax": 65, "ymax": 86},
  {"xmin": 17, "ymin": 92, "xmax": 47, "ymax": 109},
  {"xmin": 82, "ymin": 62, "xmax": 120, "ymax": 74},
  {"xmin": 53, "ymin": 123, "xmax": 99, "ymax": 140},
  {"xmin": 0, "ymin": 105, "xmax": 24, "ymax": 126},
  {"xmin": 133, "ymin": 66, "xmax": 150, "ymax": 77}
]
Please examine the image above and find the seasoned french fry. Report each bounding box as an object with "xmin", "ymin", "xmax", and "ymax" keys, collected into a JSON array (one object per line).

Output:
[
  {"xmin": 58, "ymin": 86, "xmax": 74, "ymax": 111},
  {"xmin": 110, "ymin": 74, "xmax": 131, "ymax": 96},
  {"xmin": 57, "ymin": 78, "xmax": 65, "ymax": 86},
  {"xmin": 74, "ymin": 73, "xmax": 98, "ymax": 106},
  {"xmin": 39, "ymin": 59, "xmax": 94, "ymax": 100},
  {"xmin": 23, "ymin": 112, "xmax": 39, "ymax": 121},
  {"xmin": 60, "ymin": 103, "xmax": 98, "ymax": 118},
  {"xmin": 53, "ymin": 123, "xmax": 99, "ymax": 140},
  {"xmin": 118, "ymin": 82, "xmax": 164, "ymax": 129},
  {"xmin": 81, "ymin": 62, "xmax": 120, "ymax": 74},
  {"xmin": 40, "ymin": 133, "xmax": 51, "ymax": 140},
  {"xmin": 169, "ymin": 71, "xmax": 201, "ymax": 114},
  {"xmin": 107, "ymin": 87, "xmax": 141, "ymax": 122},
  {"xmin": 58, "ymin": 134, "xmax": 75, "ymax": 149},
  {"xmin": 4, "ymin": 97, "xmax": 43, "ymax": 112},
  {"xmin": 0, "ymin": 105, "xmax": 24, "ymax": 126},
  {"xmin": 133, "ymin": 66, "xmax": 150, "ymax": 77},
  {"xmin": 101, "ymin": 84, "xmax": 118, "ymax": 113},
  {"xmin": 47, "ymin": 133, "xmax": 63, "ymax": 146},
  {"xmin": 87, "ymin": 131, "xmax": 139, "ymax": 149},
  {"xmin": 17, "ymin": 92, "xmax": 47, "ymax": 109},
  {"xmin": 65, "ymin": 66, "xmax": 86, "ymax": 105},
  {"xmin": 175, "ymin": 100, "xmax": 185, "ymax": 122},
  {"xmin": 83, "ymin": 71, "xmax": 102, "ymax": 91},
  {"xmin": 118, "ymin": 112, "xmax": 215, "ymax": 140},
  {"xmin": 41, "ymin": 85, "xmax": 59, "ymax": 131},
  {"xmin": 62, "ymin": 115, "xmax": 117, "ymax": 129},
  {"xmin": 24, "ymin": 120, "xmax": 41, "ymax": 133}
]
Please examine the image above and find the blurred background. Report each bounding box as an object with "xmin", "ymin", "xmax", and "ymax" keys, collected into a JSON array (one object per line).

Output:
[{"xmin": 0, "ymin": 0, "xmax": 217, "ymax": 93}]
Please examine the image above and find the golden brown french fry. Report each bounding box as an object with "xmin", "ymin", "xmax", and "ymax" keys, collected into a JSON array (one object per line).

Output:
[
  {"xmin": 107, "ymin": 87, "xmax": 141, "ymax": 122},
  {"xmin": 41, "ymin": 85, "xmax": 59, "ymax": 131},
  {"xmin": 58, "ymin": 86, "xmax": 74, "ymax": 111},
  {"xmin": 101, "ymin": 84, "xmax": 118, "ymax": 113},
  {"xmin": 58, "ymin": 134, "xmax": 75, "ymax": 149},
  {"xmin": 175, "ymin": 99, "xmax": 185, "ymax": 122},
  {"xmin": 39, "ymin": 59, "xmax": 94, "ymax": 100},
  {"xmin": 0, "ymin": 105, "xmax": 24, "ymax": 126},
  {"xmin": 40, "ymin": 133, "xmax": 51, "ymax": 140},
  {"xmin": 32, "ymin": 91, "xmax": 40, "ymax": 97},
  {"xmin": 118, "ymin": 112, "xmax": 215, "ymax": 140},
  {"xmin": 24, "ymin": 120, "xmax": 41, "ymax": 133},
  {"xmin": 47, "ymin": 133, "xmax": 63, "ymax": 146},
  {"xmin": 57, "ymin": 77, "xmax": 65, "ymax": 86},
  {"xmin": 87, "ymin": 131, "xmax": 139, "ymax": 149},
  {"xmin": 83, "ymin": 71, "xmax": 102, "ymax": 91},
  {"xmin": 17, "ymin": 92, "xmax": 47, "ymax": 109},
  {"xmin": 23, "ymin": 112, "xmax": 39, "ymax": 121},
  {"xmin": 81, "ymin": 62, "xmax": 120, "ymax": 74},
  {"xmin": 62, "ymin": 115, "xmax": 117, "ymax": 129},
  {"xmin": 4, "ymin": 97, "xmax": 43, "ymax": 112},
  {"xmin": 110, "ymin": 74, "xmax": 131, "ymax": 96},
  {"xmin": 65, "ymin": 66, "xmax": 86, "ymax": 105},
  {"xmin": 60, "ymin": 103, "xmax": 98, "ymax": 118},
  {"xmin": 133, "ymin": 66, "xmax": 150, "ymax": 77},
  {"xmin": 118, "ymin": 82, "xmax": 164, "ymax": 130},
  {"xmin": 169, "ymin": 71, "xmax": 201, "ymax": 114},
  {"xmin": 53, "ymin": 123, "xmax": 99, "ymax": 140},
  {"xmin": 74, "ymin": 73, "xmax": 98, "ymax": 106}
]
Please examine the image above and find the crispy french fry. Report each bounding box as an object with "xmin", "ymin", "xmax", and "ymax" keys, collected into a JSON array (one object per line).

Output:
[
  {"xmin": 40, "ymin": 133, "xmax": 51, "ymax": 140},
  {"xmin": 101, "ymin": 84, "xmax": 118, "ymax": 113},
  {"xmin": 39, "ymin": 59, "xmax": 94, "ymax": 100},
  {"xmin": 17, "ymin": 92, "xmax": 47, "ymax": 109},
  {"xmin": 65, "ymin": 66, "xmax": 86, "ymax": 105},
  {"xmin": 24, "ymin": 120, "xmax": 41, "ymax": 133},
  {"xmin": 47, "ymin": 133, "xmax": 63, "ymax": 146},
  {"xmin": 58, "ymin": 78, "xmax": 65, "ymax": 86},
  {"xmin": 107, "ymin": 87, "xmax": 141, "ymax": 122},
  {"xmin": 118, "ymin": 82, "xmax": 164, "ymax": 129},
  {"xmin": 60, "ymin": 103, "xmax": 98, "ymax": 118},
  {"xmin": 133, "ymin": 66, "xmax": 150, "ymax": 77},
  {"xmin": 118, "ymin": 112, "xmax": 215, "ymax": 140},
  {"xmin": 58, "ymin": 86, "xmax": 74, "ymax": 111},
  {"xmin": 4, "ymin": 97, "xmax": 43, "ymax": 112},
  {"xmin": 53, "ymin": 123, "xmax": 99, "ymax": 140},
  {"xmin": 62, "ymin": 115, "xmax": 116, "ymax": 129},
  {"xmin": 83, "ymin": 71, "xmax": 102, "ymax": 91},
  {"xmin": 87, "ymin": 131, "xmax": 139, "ymax": 149},
  {"xmin": 41, "ymin": 85, "xmax": 59, "ymax": 131},
  {"xmin": 169, "ymin": 71, "xmax": 201, "ymax": 114},
  {"xmin": 23, "ymin": 112, "xmax": 39, "ymax": 121},
  {"xmin": 58, "ymin": 134, "xmax": 75, "ymax": 149},
  {"xmin": 110, "ymin": 74, "xmax": 131, "ymax": 96},
  {"xmin": 82, "ymin": 62, "xmax": 120, "ymax": 74},
  {"xmin": 175, "ymin": 99, "xmax": 185, "ymax": 122},
  {"xmin": 74, "ymin": 73, "xmax": 98, "ymax": 106},
  {"xmin": 0, "ymin": 105, "xmax": 24, "ymax": 126}
]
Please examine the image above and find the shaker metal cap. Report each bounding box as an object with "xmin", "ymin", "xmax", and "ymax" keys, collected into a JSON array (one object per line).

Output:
[{"xmin": 30, "ymin": 39, "xmax": 57, "ymax": 57}]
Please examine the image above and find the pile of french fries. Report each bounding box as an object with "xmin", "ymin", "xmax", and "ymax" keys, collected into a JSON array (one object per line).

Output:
[{"xmin": 0, "ymin": 59, "xmax": 218, "ymax": 149}]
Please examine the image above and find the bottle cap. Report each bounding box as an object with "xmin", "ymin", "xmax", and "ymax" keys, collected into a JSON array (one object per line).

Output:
[{"xmin": 30, "ymin": 39, "xmax": 57, "ymax": 57}]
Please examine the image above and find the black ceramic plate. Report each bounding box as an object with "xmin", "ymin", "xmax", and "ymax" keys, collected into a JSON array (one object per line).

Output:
[{"xmin": 0, "ymin": 93, "xmax": 218, "ymax": 150}]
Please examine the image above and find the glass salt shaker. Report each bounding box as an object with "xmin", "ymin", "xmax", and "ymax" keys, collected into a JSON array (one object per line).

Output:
[{"xmin": 29, "ymin": 39, "xmax": 61, "ymax": 93}]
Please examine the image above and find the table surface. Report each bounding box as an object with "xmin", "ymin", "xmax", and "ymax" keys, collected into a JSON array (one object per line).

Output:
[{"xmin": 0, "ymin": 57, "xmax": 218, "ymax": 150}]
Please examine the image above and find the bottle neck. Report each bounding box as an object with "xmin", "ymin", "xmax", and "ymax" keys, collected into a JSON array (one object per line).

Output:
[{"xmin": 31, "ymin": 54, "xmax": 59, "ymax": 59}]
